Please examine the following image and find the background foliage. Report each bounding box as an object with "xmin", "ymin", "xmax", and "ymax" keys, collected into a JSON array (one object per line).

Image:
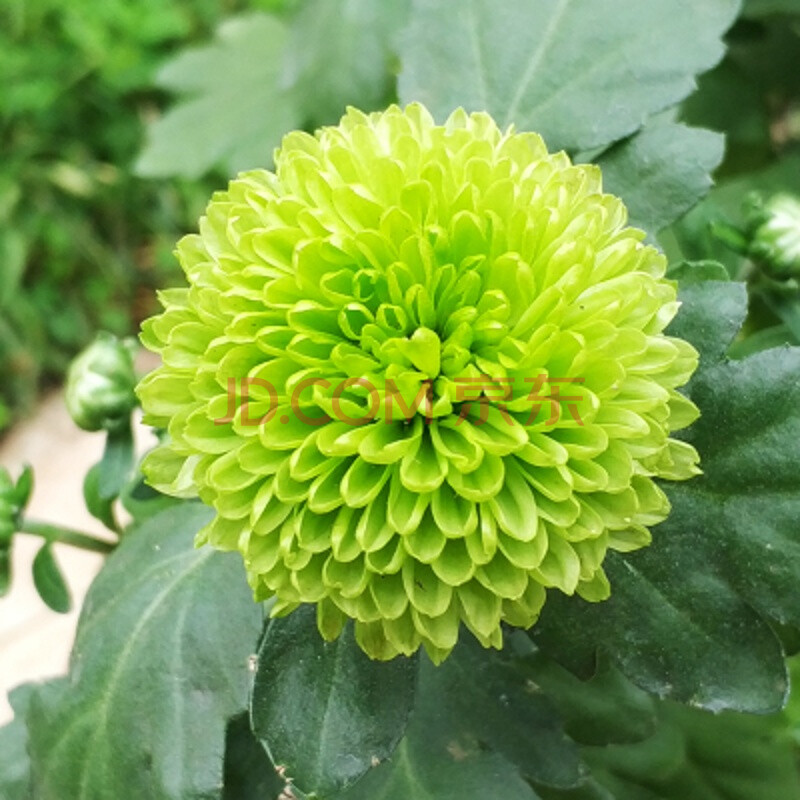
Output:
[{"xmin": 0, "ymin": 0, "xmax": 289, "ymax": 431}]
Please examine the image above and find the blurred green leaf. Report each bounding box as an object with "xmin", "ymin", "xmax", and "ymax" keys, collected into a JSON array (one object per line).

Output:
[
  {"xmin": 398, "ymin": 0, "xmax": 739, "ymax": 152},
  {"xmin": 522, "ymin": 651, "xmax": 658, "ymax": 747},
  {"xmin": 0, "ymin": 546, "xmax": 11, "ymax": 598},
  {"xmin": 743, "ymin": 0, "xmax": 800, "ymax": 17},
  {"xmin": 0, "ymin": 685, "xmax": 33, "ymax": 800},
  {"xmin": 0, "ymin": 231, "xmax": 26, "ymax": 308},
  {"xmin": 284, "ymin": 0, "xmax": 408, "ymax": 125},
  {"xmin": 32, "ymin": 543, "xmax": 72, "ymax": 613},
  {"xmin": 137, "ymin": 13, "xmax": 301, "ymax": 178},
  {"xmin": 681, "ymin": 60, "xmax": 772, "ymax": 175},
  {"xmin": 539, "ymin": 701, "xmax": 800, "ymax": 800}
]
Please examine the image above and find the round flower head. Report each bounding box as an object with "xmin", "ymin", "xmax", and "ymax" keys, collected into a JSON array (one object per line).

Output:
[{"xmin": 138, "ymin": 104, "xmax": 700, "ymax": 663}]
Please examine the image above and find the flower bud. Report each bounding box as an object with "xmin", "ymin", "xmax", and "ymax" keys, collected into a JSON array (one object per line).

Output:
[
  {"xmin": 748, "ymin": 193, "xmax": 800, "ymax": 278},
  {"xmin": 65, "ymin": 333, "xmax": 137, "ymax": 432}
]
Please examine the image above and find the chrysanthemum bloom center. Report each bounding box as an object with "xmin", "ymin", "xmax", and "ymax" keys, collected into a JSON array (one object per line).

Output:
[{"xmin": 137, "ymin": 104, "xmax": 700, "ymax": 663}]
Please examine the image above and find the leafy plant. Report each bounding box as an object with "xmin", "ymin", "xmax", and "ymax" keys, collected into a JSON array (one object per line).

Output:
[
  {"xmin": 4, "ymin": 1, "xmax": 800, "ymax": 799},
  {"xmin": 0, "ymin": 0, "xmax": 269, "ymax": 431}
]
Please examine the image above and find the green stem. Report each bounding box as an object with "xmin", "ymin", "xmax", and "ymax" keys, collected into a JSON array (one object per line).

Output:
[{"xmin": 19, "ymin": 520, "xmax": 116, "ymax": 554}]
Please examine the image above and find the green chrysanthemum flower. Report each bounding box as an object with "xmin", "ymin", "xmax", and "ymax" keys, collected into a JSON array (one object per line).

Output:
[{"xmin": 137, "ymin": 104, "xmax": 700, "ymax": 663}]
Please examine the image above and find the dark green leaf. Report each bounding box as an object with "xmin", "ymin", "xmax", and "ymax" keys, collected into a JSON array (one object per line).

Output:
[
  {"xmin": 97, "ymin": 420, "xmax": 134, "ymax": 501},
  {"xmin": 222, "ymin": 714, "xmax": 285, "ymax": 800},
  {"xmin": 534, "ymin": 543, "xmax": 787, "ymax": 713},
  {"xmin": 136, "ymin": 13, "xmax": 301, "ymax": 179},
  {"xmin": 597, "ymin": 121, "xmax": 724, "ymax": 235},
  {"xmin": 336, "ymin": 656, "xmax": 540, "ymax": 800},
  {"xmin": 251, "ymin": 605, "xmax": 417, "ymax": 797},
  {"xmin": 0, "ymin": 685, "xmax": 32, "ymax": 800},
  {"xmin": 398, "ymin": 0, "xmax": 739, "ymax": 152},
  {"xmin": 680, "ymin": 60, "xmax": 772, "ymax": 172},
  {"xmin": 534, "ymin": 282, "xmax": 795, "ymax": 713},
  {"xmin": 31, "ymin": 543, "xmax": 71, "ymax": 614},
  {"xmin": 762, "ymin": 293, "xmax": 800, "ymax": 343},
  {"xmin": 742, "ymin": 0, "xmax": 800, "ymax": 16},
  {"xmin": 26, "ymin": 503, "xmax": 263, "ymax": 800},
  {"xmin": 284, "ymin": 0, "xmax": 409, "ymax": 125},
  {"xmin": 423, "ymin": 635, "xmax": 581, "ymax": 788}
]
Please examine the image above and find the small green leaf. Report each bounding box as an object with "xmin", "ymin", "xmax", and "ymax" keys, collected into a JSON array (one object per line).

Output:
[
  {"xmin": 251, "ymin": 605, "xmax": 418, "ymax": 797},
  {"xmin": 136, "ymin": 13, "xmax": 301, "ymax": 178},
  {"xmin": 83, "ymin": 463, "xmax": 117, "ymax": 531},
  {"xmin": 0, "ymin": 685, "xmax": 33, "ymax": 800},
  {"xmin": 32, "ymin": 544, "xmax": 71, "ymax": 613},
  {"xmin": 398, "ymin": 0, "xmax": 739, "ymax": 152},
  {"xmin": 597, "ymin": 121, "xmax": 724, "ymax": 236},
  {"xmin": 13, "ymin": 463, "xmax": 33, "ymax": 508},
  {"xmin": 97, "ymin": 420, "xmax": 134, "ymax": 501},
  {"xmin": 25, "ymin": 503, "xmax": 263, "ymax": 800}
]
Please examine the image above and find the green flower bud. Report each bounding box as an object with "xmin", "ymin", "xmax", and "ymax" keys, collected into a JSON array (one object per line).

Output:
[
  {"xmin": 137, "ymin": 104, "xmax": 701, "ymax": 663},
  {"xmin": 748, "ymin": 193, "xmax": 800, "ymax": 278},
  {"xmin": 65, "ymin": 333, "xmax": 138, "ymax": 432}
]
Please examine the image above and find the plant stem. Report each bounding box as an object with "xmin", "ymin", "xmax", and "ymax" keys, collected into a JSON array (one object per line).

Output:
[{"xmin": 19, "ymin": 520, "xmax": 117, "ymax": 554}]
